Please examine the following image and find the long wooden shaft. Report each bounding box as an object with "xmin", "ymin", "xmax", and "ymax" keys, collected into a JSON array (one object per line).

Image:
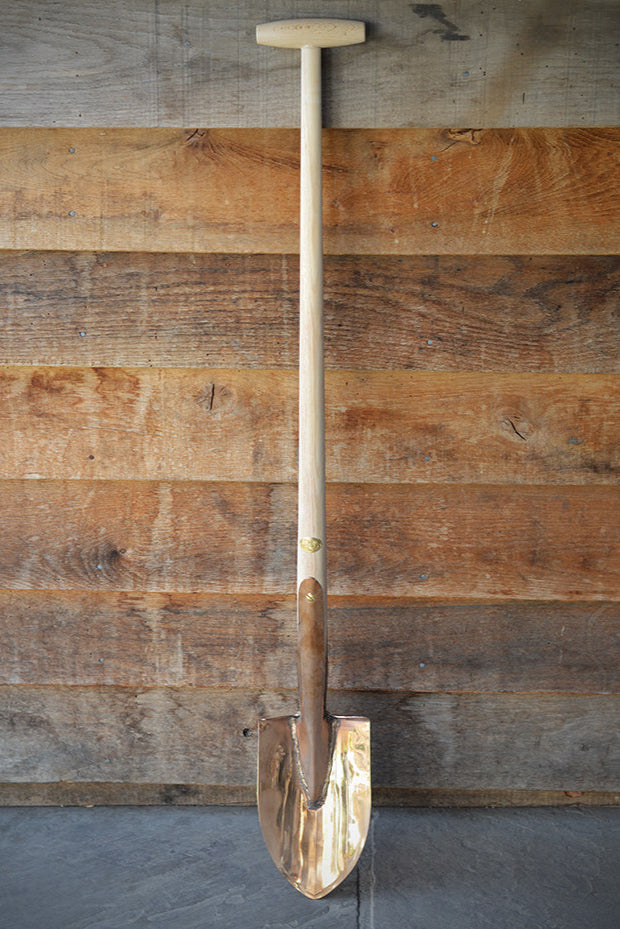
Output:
[
  {"xmin": 296, "ymin": 44, "xmax": 330, "ymax": 801},
  {"xmin": 297, "ymin": 44, "xmax": 326, "ymax": 596},
  {"xmin": 257, "ymin": 15, "xmax": 367, "ymax": 829}
]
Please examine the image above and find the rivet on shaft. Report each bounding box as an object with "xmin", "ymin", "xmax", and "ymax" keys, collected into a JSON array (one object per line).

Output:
[
  {"xmin": 306, "ymin": 592, "xmax": 316, "ymax": 602},
  {"xmin": 300, "ymin": 537, "xmax": 322, "ymax": 553}
]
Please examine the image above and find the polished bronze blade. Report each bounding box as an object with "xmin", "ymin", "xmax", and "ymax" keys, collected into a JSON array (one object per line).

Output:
[{"xmin": 258, "ymin": 714, "xmax": 371, "ymax": 899}]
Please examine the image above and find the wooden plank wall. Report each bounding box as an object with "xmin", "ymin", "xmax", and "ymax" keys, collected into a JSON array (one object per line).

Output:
[
  {"xmin": 0, "ymin": 0, "xmax": 619, "ymax": 127},
  {"xmin": 0, "ymin": 1, "xmax": 618, "ymax": 807}
]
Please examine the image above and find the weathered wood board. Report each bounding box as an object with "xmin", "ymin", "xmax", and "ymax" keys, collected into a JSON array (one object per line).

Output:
[
  {"xmin": 1, "ymin": 367, "xmax": 617, "ymax": 484},
  {"xmin": 1, "ymin": 687, "xmax": 617, "ymax": 791},
  {"xmin": 0, "ymin": 0, "xmax": 618, "ymax": 127},
  {"xmin": 2, "ymin": 253, "xmax": 618, "ymax": 372},
  {"xmin": 0, "ymin": 3, "xmax": 618, "ymax": 813},
  {"xmin": 2, "ymin": 782, "xmax": 617, "ymax": 808},
  {"xmin": 0, "ymin": 481, "xmax": 617, "ymax": 599},
  {"xmin": 1, "ymin": 128, "xmax": 618, "ymax": 253},
  {"xmin": 0, "ymin": 591, "xmax": 617, "ymax": 694}
]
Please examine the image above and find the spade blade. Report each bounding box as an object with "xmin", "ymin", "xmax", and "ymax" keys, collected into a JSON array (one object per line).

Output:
[{"xmin": 258, "ymin": 714, "xmax": 371, "ymax": 899}]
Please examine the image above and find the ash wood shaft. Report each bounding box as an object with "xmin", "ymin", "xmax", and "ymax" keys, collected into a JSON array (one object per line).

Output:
[
  {"xmin": 297, "ymin": 44, "xmax": 326, "ymax": 596},
  {"xmin": 296, "ymin": 45, "xmax": 329, "ymax": 796},
  {"xmin": 257, "ymin": 19, "xmax": 367, "ymax": 811}
]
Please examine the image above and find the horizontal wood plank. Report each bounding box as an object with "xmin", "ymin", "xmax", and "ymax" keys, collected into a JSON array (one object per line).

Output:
[
  {"xmin": 1, "ymin": 253, "xmax": 618, "ymax": 372},
  {"xmin": 1, "ymin": 687, "xmax": 617, "ymax": 791},
  {"xmin": 0, "ymin": 0, "xmax": 618, "ymax": 127},
  {"xmin": 2, "ymin": 782, "xmax": 618, "ymax": 808},
  {"xmin": 0, "ymin": 591, "xmax": 617, "ymax": 693},
  {"xmin": 1, "ymin": 367, "xmax": 617, "ymax": 484},
  {"xmin": 1, "ymin": 129, "xmax": 617, "ymax": 254},
  {"xmin": 0, "ymin": 481, "xmax": 617, "ymax": 600}
]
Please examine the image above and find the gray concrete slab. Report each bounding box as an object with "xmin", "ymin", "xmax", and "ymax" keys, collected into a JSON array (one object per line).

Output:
[
  {"xmin": 359, "ymin": 808, "xmax": 620, "ymax": 929},
  {"xmin": 1, "ymin": 807, "xmax": 618, "ymax": 929},
  {"xmin": 0, "ymin": 807, "xmax": 358, "ymax": 929}
]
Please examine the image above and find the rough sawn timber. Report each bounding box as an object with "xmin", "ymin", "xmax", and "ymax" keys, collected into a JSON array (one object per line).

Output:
[
  {"xmin": 2, "ymin": 782, "xmax": 618, "ymax": 808},
  {"xmin": 1, "ymin": 253, "xmax": 618, "ymax": 372},
  {"xmin": 0, "ymin": 367, "xmax": 618, "ymax": 484},
  {"xmin": 1, "ymin": 128, "xmax": 617, "ymax": 253},
  {"xmin": 0, "ymin": 0, "xmax": 618, "ymax": 127},
  {"xmin": 0, "ymin": 687, "xmax": 618, "ymax": 792},
  {"xmin": 0, "ymin": 591, "xmax": 617, "ymax": 694},
  {"xmin": 0, "ymin": 481, "xmax": 617, "ymax": 600}
]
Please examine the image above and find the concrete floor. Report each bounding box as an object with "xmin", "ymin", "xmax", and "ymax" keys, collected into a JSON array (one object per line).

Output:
[{"xmin": 1, "ymin": 806, "xmax": 618, "ymax": 928}]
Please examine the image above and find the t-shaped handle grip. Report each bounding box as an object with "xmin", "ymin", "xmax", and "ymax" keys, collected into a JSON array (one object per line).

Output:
[{"xmin": 256, "ymin": 18, "xmax": 365, "ymax": 49}]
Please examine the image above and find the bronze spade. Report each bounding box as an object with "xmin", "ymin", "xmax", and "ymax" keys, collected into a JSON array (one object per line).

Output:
[{"xmin": 255, "ymin": 20, "xmax": 370, "ymax": 899}]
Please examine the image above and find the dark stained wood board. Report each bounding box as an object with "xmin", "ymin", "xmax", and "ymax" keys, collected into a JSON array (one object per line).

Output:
[
  {"xmin": 0, "ymin": 366, "xmax": 617, "ymax": 484},
  {"xmin": 0, "ymin": 481, "xmax": 617, "ymax": 600},
  {"xmin": 1, "ymin": 686, "xmax": 618, "ymax": 791},
  {"xmin": 0, "ymin": 0, "xmax": 618, "ymax": 128},
  {"xmin": 0, "ymin": 591, "xmax": 617, "ymax": 693},
  {"xmin": 1, "ymin": 253, "xmax": 617, "ymax": 372},
  {"xmin": 1, "ymin": 128, "xmax": 617, "ymax": 253},
  {"xmin": 1, "ymin": 782, "xmax": 617, "ymax": 808}
]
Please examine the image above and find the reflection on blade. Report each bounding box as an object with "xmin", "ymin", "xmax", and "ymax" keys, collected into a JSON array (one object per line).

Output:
[{"xmin": 258, "ymin": 714, "xmax": 371, "ymax": 899}]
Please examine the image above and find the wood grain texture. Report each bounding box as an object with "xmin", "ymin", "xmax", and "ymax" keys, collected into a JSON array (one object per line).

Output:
[
  {"xmin": 1, "ymin": 128, "xmax": 617, "ymax": 254},
  {"xmin": 0, "ymin": 0, "xmax": 618, "ymax": 127},
  {"xmin": 2, "ymin": 253, "xmax": 617, "ymax": 372},
  {"xmin": 0, "ymin": 481, "xmax": 617, "ymax": 600},
  {"xmin": 1, "ymin": 366, "xmax": 617, "ymax": 484},
  {"xmin": 1, "ymin": 687, "xmax": 617, "ymax": 790},
  {"xmin": 0, "ymin": 591, "xmax": 617, "ymax": 693},
  {"xmin": 1, "ymin": 782, "xmax": 618, "ymax": 808},
  {"xmin": 1, "ymin": 1, "xmax": 618, "ymax": 817}
]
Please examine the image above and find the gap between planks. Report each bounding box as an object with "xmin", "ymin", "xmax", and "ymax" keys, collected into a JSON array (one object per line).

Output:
[{"xmin": 0, "ymin": 784, "xmax": 618, "ymax": 808}]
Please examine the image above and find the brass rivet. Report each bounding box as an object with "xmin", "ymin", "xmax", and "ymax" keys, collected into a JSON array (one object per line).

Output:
[
  {"xmin": 300, "ymin": 537, "xmax": 322, "ymax": 553},
  {"xmin": 306, "ymin": 592, "xmax": 316, "ymax": 602}
]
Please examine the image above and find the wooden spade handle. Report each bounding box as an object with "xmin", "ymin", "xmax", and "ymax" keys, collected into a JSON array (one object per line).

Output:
[
  {"xmin": 256, "ymin": 19, "xmax": 364, "ymax": 49},
  {"xmin": 296, "ymin": 577, "xmax": 330, "ymax": 803},
  {"xmin": 295, "ymin": 45, "xmax": 330, "ymax": 805},
  {"xmin": 257, "ymin": 18, "xmax": 365, "ymax": 804},
  {"xmin": 297, "ymin": 43, "xmax": 326, "ymax": 597}
]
